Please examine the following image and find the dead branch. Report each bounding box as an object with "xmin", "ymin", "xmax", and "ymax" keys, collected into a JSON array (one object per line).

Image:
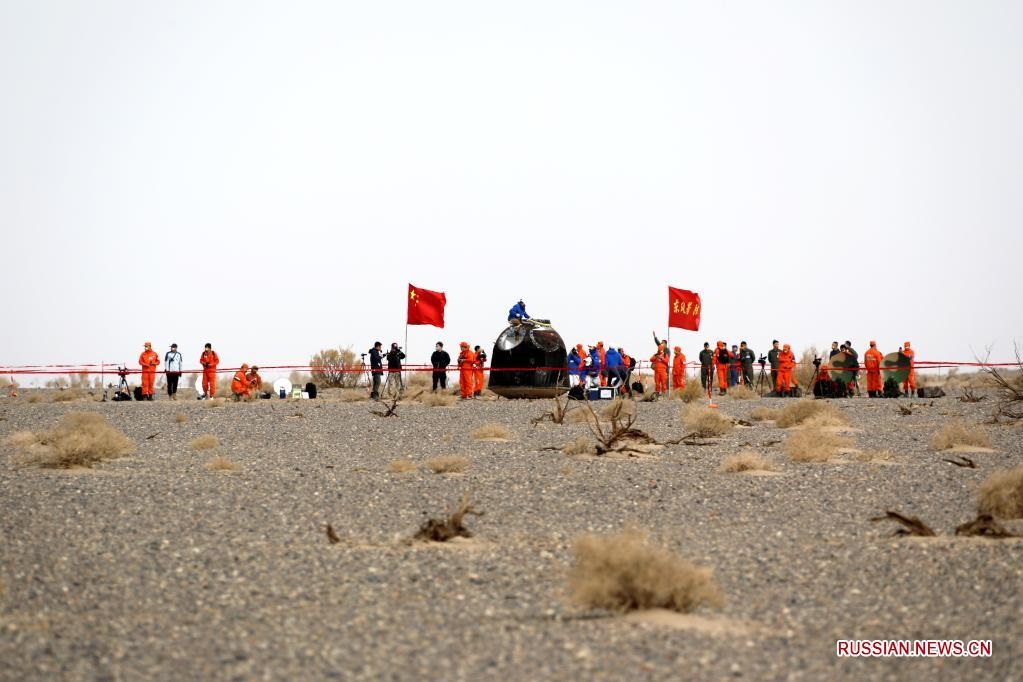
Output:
[
  {"xmin": 942, "ymin": 455, "xmax": 976, "ymax": 469},
  {"xmin": 954, "ymin": 514, "xmax": 1018, "ymax": 538},
  {"xmin": 372, "ymin": 395, "xmax": 401, "ymax": 418},
  {"xmin": 414, "ymin": 494, "xmax": 483, "ymax": 542},
  {"xmin": 897, "ymin": 404, "xmax": 913, "ymax": 416},
  {"xmin": 870, "ymin": 510, "xmax": 937, "ymax": 537},
  {"xmin": 959, "ymin": 388, "xmax": 984, "ymax": 403},
  {"xmin": 325, "ymin": 523, "xmax": 341, "ymax": 544},
  {"xmin": 531, "ymin": 391, "xmax": 574, "ymax": 426}
]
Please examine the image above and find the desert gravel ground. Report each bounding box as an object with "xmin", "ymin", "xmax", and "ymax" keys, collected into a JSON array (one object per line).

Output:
[{"xmin": 1, "ymin": 387, "xmax": 1021, "ymax": 681}]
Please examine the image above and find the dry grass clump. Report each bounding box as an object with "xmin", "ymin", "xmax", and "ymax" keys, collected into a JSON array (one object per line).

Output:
[
  {"xmin": 854, "ymin": 449, "xmax": 897, "ymax": 463},
  {"xmin": 562, "ymin": 436, "xmax": 597, "ymax": 456},
  {"xmin": 775, "ymin": 400, "xmax": 847, "ymax": 428},
  {"xmin": 407, "ymin": 372, "xmax": 432, "ymax": 390},
  {"xmin": 600, "ymin": 398, "xmax": 636, "ymax": 421},
  {"xmin": 174, "ymin": 413, "xmax": 187, "ymax": 424},
  {"xmin": 189, "ymin": 435, "xmax": 220, "ymax": 450},
  {"xmin": 51, "ymin": 389, "xmax": 83, "ymax": 403},
  {"xmin": 387, "ymin": 459, "xmax": 418, "ymax": 474},
  {"xmin": 929, "ymin": 421, "xmax": 991, "ymax": 451},
  {"xmin": 675, "ymin": 381, "xmax": 706, "ymax": 403},
  {"xmin": 204, "ymin": 455, "xmax": 239, "ymax": 472},
  {"xmin": 205, "ymin": 398, "xmax": 226, "ymax": 408},
  {"xmin": 424, "ymin": 455, "xmax": 469, "ymax": 474},
  {"xmin": 26, "ymin": 394, "xmax": 44, "ymax": 404},
  {"xmin": 472, "ymin": 423, "xmax": 512, "ymax": 441},
  {"xmin": 728, "ymin": 385, "xmax": 754, "ymax": 400},
  {"xmin": 682, "ymin": 406, "xmax": 734, "ymax": 437},
  {"xmin": 421, "ymin": 391, "xmax": 457, "ymax": 407},
  {"xmin": 568, "ymin": 525, "xmax": 724, "ymax": 613},
  {"xmin": 339, "ymin": 389, "xmax": 369, "ymax": 402},
  {"xmin": 784, "ymin": 427, "xmax": 851, "ymax": 462},
  {"xmin": 6, "ymin": 412, "xmax": 132, "ymax": 468},
  {"xmin": 566, "ymin": 407, "xmax": 597, "ymax": 424},
  {"xmin": 751, "ymin": 406, "xmax": 780, "ymax": 421},
  {"xmin": 719, "ymin": 450, "xmax": 772, "ymax": 473},
  {"xmin": 977, "ymin": 466, "xmax": 1023, "ymax": 519}
]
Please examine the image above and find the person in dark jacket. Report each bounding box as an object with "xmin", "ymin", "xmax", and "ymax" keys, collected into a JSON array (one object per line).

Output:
[
  {"xmin": 384, "ymin": 343, "xmax": 405, "ymax": 398},
  {"xmin": 728, "ymin": 345, "xmax": 740, "ymax": 387},
  {"xmin": 738, "ymin": 341, "xmax": 756, "ymax": 388},
  {"xmin": 767, "ymin": 340, "xmax": 781, "ymax": 391},
  {"xmin": 507, "ymin": 300, "xmax": 530, "ymax": 323},
  {"xmin": 430, "ymin": 342, "xmax": 451, "ymax": 392},
  {"xmin": 604, "ymin": 346, "xmax": 624, "ymax": 388},
  {"xmin": 698, "ymin": 342, "xmax": 714, "ymax": 390},
  {"xmin": 587, "ymin": 346, "xmax": 602, "ymax": 388},
  {"xmin": 567, "ymin": 345, "xmax": 583, "ymax": 386},
  {"xmin": 844, "ymin": 340, "xmax": 860, "ymax": 396},
  {"xmin": 369, "ymin": 342, "xmax": 384, "ymax": 400}
]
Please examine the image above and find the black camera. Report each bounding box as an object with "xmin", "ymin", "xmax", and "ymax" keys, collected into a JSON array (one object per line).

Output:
[
  {"xmin": 758, "ymin": 355, "xmax": 767, "ymax": 365},
  {"xmin": 812, "ymin": 356, "xmax": 822, "ymax": 368},
  {"xmin": 117, "ymin": 366, "xmax": 129, "ymax": 378}
]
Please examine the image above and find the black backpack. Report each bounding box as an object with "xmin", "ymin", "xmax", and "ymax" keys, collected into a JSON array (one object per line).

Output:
[
  {"xmin": 882, "ymin": 378, "xmax": 901, "ymax": 399},
  {"xmin": 305, "ymin": 382, "xmax": 318, "ymax": 399}
]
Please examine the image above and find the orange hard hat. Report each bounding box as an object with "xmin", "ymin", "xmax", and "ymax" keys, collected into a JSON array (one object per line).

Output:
[
  {"xmin": 460, "ymin": 341, "xmax": 469, "ymax": 348},
  {"xmin": 674, "ymin": 346, "xmax": 681, "ymax": 352},
  {"xmin": 870, "ymin": 340, "xmax": 876, "ymax": 346},
  {"xmin": 904, "ymin": 341, "xmax": 911, "ymax": 347},
  {"xmin": 783, "ymin": 343, "xmax": 791, "ymax": 350}
]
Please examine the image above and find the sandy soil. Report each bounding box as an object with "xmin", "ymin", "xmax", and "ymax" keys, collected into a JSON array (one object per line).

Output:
[{"xmin": 1, "ymin": 388, "xmax": 1021, "ymax": 681}]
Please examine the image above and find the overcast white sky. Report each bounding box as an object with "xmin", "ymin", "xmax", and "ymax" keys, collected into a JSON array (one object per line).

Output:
[{"xmin": 1, "ymin": 1, "xmax": 1021, "ymax": 382}]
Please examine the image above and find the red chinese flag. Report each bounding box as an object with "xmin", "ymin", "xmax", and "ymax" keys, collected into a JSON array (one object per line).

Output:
[
  {"xmin": 667, "ymin": 286, "xmax": 701, "ymax": 331},
  {"xmin": 407, "ymin": 284, "xmax": 446, "ymax": 327}
]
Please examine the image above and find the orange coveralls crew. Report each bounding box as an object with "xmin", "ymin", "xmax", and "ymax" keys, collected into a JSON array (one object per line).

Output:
[
  {"xmin": 864, "ymin": 342, "xmax": 883, "ymax": 397},
  {"xmin": 246, "ymin": 366, "xmax": 262, "ymax": 395},
  {"xmin": 902, "ymin": 341, "xmax": 916, "ymax": 395},
  {"xmin": 231, "ymin": 364, "xmax": 252, "ymax": 399},
  {"xmin": 138, "ymin": 342, "xmax": 160, "ymax": 400},
  {"xmin": 200, "ymin": 343, "xmax": 220, "ymax": 398},
  {"xmin": 776, "ymin": 344, "xmax": 796, "ymax": 395},
  {"xmin": 672, "ymin": 346, "xmax": 686, "ymax": 390},
  {"xmin": 650, "ymin": 343, "xmax": 669, "ymax": 395},
  {"xmin": 715, "ymin": 342, "xmax": 729, "ymax": 394},
  {"xmin": 597, "ymin": 342, "xmax": 608, "ymax": 386},
  {"xmin": 457, "ymin": 342, "xmax": 476, "ymax": 400}
]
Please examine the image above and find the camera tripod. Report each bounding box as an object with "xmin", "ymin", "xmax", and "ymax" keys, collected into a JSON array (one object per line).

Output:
[{"xmin": 755, "ymin": 360, "xmax": 769, "ymax": 397}]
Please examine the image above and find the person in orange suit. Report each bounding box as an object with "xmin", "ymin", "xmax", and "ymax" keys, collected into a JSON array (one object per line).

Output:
[
  {"xmin": 619, "ymin": 348, "xmax": 633, "ymax": 395},
  {"xmin": 246, "ymin": 365, "xmax": 262, "ymax": 395},
  {"xmin": 597, "ymin": 341, "xmax": 608, "ymax": 386},
  {"xmin": 714, "ymin": 341, "xmax": 730, "ymax": 395},
  {"xmin": 649, "ymin": 342, "xmax": 669, "ymax": 397},
  {"xmin": 776, "ymin": 343, "xmax": 796, "ymax": 396},
  {"xmin": 473, "ymin": 345, "xmax": 487, "ymax": 397},
  {"xmin": 138, "ymin": 341, "xmax": 160, "ymax": 401},
  {"xmin": 457, "ymin": 342, "xmax": 475, "ymax": 400},
  {"xmin": 864, "ymin": 341, "xmax": 883, "ymax": 397},
  {"xmin": 231, "ymin": 364, "xmax": 252, "ymax": 400},
  {"xmin": 199, "ymin": 342, "xmax": 219, "ymax": 399},
  {"xmin": 672, "ymin": 346, "xmax": 686, "ymax": 391},
  {"xmin": 901, "ymin": 341, "xmax": 916, "ymax": 396}
]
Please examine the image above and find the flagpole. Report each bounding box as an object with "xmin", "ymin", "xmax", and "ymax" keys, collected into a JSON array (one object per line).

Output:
[
  {"xmin": 666, "ymin": 328, "xmax": 671, "ymax": 399},
  {"xmin": 404, "ymin": 323, "xmax": 408, "ymax": 391}
]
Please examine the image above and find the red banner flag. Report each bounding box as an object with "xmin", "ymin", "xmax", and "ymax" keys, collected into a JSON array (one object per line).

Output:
[
  {"xmin": 668, "ymin": 286, "xmax": 701, "ymax": 331},
  {"xmin": 407, "ymin": 284, "xmax": 446, "ymax": 327}
]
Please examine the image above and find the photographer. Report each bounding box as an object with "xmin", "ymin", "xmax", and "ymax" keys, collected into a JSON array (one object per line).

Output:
[
  {"xmin": 430, "ymin": 342, "xmax": 451, "ymax": 392},
  {"xmin": 384, "ymin": 342, "xmax": 405, "ymax": 398},
  {"xmin": 368, "ymin": 342, "xmax": 384, "ymax": 400},
  {"xmin": 164, "ymin": 343, "xmax": 183, "ymax": 400}
]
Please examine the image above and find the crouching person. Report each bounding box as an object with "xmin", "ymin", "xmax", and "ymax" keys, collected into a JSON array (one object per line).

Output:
[{"xmin": 231, "ymin": 364, "xmax": 253, "ymax": 400}]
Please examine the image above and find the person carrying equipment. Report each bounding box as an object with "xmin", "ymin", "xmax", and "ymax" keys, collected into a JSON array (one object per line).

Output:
[
  {"xmin": 739, "ymin": 342, "xmax": 755, "ymax": 387},
  {"xmin": 139, "ymin": 341, "xmax": 160, "ymax": 401},
  {"xmin": 714, "ymin": 341, "xmax": 730, "ymax": 395},
  {"xmin": 649, "ymin": 342, "xmax": 669, "ymax": 396},
  {"xmin": 672, "ymin": 346, "xmax": 686, "ymax": 390},
  {"xmin": 231, "ymin": 364, "xmax": 252, "ymax": 399},
  {"xmin": 901, "ymin": 341, "xmax": 916, "ymax": 396},
  {"xmin": 698, "ymin": 342, "xmax": 713, "ymax": 390},
  {"xmin": 776, "ymin": 343, "xmax": 796, "ymax": 396},
  {"xmin": 199, "ymin": 343, "xmax": 219, "ymax": 399},
  {"xmin": 507, "ymin": 300, "xmax": 530, "ymax": 323},
  {"xmin": 457, "ymin": 342, "xmax": 475, "ymax": 400},
  {"xmin": 864, "ymin": 341, "xmax": 883, "ymax": 397},
  {"xmin": 473, "ymin": 345, "xmax": 487, "ymax": 397}
]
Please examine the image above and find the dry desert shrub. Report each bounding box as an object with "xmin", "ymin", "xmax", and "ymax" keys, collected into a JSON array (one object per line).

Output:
[
  {"xmin": 682, "ymin": 406, "xmax": 734, "ymax": 437},
  {"xmin": 472, "ymin": 423, "xmax": 511, "ymax": 441},
  {"xmin": 26, "ymin": 393, "xmax": 43, "ymax": 404},
  {"xmin": 719, "ymin": 450, "xmax": 772, "ymax": 473},
  {"xmin": 977, "ymin": 466, "xmax": 1023, "ymax": 519},
  {"xmin": 310, "ymin": 347, "xmax": 362, "ymax": 388},
  {"xmin": 775, "ymin": 400, "xmax": 847, "ymax": 428},
  {"xmin": 854, "ymin": 449, "xmax": 897, "ymax": 463},
  {"xmin": 204, "ymin": 455, "xmax": 239, "ymax": 472},
  {"xmin": 728, "ymin": 385, "xmax": 755, "ymax": 400},
  {"xmin": 414, "ymin": 495, "xmax": 482, "ymax": 542},
  {"xmin": 387, "ymin": 459, "xmax": 418, "ymax": 474},
  {"xmin": 425, "ymin": 455, "xmax": 469, "ymax": 474},
  {"xmin": 189, "ymin": 435, "xmax": 220, "ymax": 451},
  {"xmin": 205, "ymin": 398, "xmax": 226, "ymax": 408},
  {"xmin": 407, "ymin": 372, "xmax": 432, "ymax": 390},
  {"xmin": 784, "ymin": 427, "xmax": 851, "ymax": 462},
  {"xmin": 794, "ymin": 347, "xmax": 818, "ymax": 388},
  {"xmin": 674, "ymin": 381, "xmax": 706, "ymax": 403},
  {"xmin": 174, "ymin": 413, "xmax": 187, "ymax": 424},
  {"xmin": 421, "ymin": 391, "xmax": 456, "ymax": 407},
  {"xmin": 6, "ymin": 412, "xmax": 132, "ymax": 468},
  {"xmin": 929, "ymin": 421, "xmax": 991, "ymax": 451},
  {"xmin": 751, "ymin": 406, "xmax": 780, "ymax": 421},
  {"xmin": 566, "ymin": 406, "xmax": 597, "ymax": 424},
  {"xmin": 339, "ymin": 389, "xmax": 368, "ymax": 402},
  {"xmin": 51, "ymin": 389, "xmax": 83, "ymax": 403},
  {"xmin": 568, "ymin": 525, "xmax": 724, "ymax": 613},
  {"xmin": 601, "ymin": 398, "xmax": 636, "ymax": 421},
  {"xmin": 562, "ymin": 436, "xmax": 596, "ymax": 456}
]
